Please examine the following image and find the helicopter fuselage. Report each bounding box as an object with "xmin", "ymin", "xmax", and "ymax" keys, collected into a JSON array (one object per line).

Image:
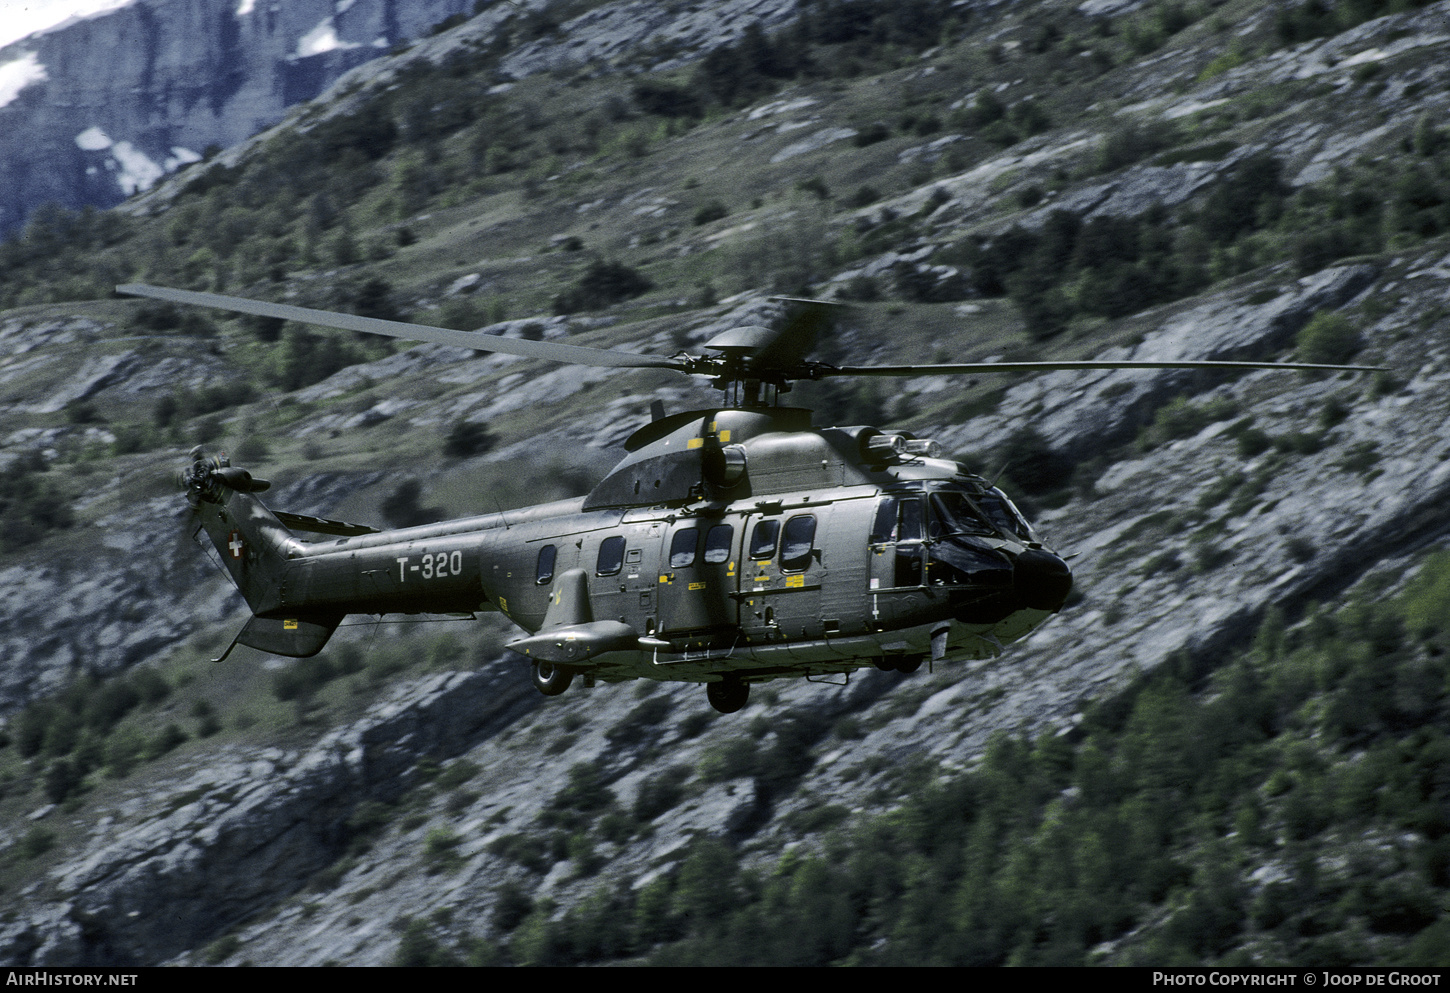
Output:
[{"xmin": 196, "ymin": 406, "xmax": 1072, "ymax": 701}]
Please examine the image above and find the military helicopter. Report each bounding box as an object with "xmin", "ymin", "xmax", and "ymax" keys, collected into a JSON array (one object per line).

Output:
[{"xmin": 117, "ymin": 283, "xmax": 1380, "ymax": 713}]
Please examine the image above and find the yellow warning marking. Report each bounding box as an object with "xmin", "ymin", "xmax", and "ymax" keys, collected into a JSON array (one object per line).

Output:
[
  {"xmin": 689, "ymin": 581, "xmax": 707, "ymax": 591},
  {"xmin": 786, "ymin": 574, "xmax": 805, "ymax": 588},
  {"xmin": 284, "ymin": 619, "xmax": 298, "ymax": 630},
  {"xmin": 659, "ymin": 574, "xmax": 671, "ymax": 584},
  {"xmin": 687, "ymin": 437, "xmax": 704, "ymax": 449},
  {"xmin": 719, "ymin": 429, "xmax": 731, "ymax": 442}
]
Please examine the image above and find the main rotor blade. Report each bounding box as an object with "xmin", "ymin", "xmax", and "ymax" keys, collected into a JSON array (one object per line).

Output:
[
  {"xmin": 116, "ymin": 284, "xmax": 682, "ymax": 370},
  {"xmin": 825, "ymin": 358, "xmax": 1387, "ymax": 376}
]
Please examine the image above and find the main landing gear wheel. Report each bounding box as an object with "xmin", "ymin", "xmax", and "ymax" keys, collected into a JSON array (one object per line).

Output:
[
  {"xmin": 706, "ymin": 677, "xmax": 750, "ymax": 714},
  {"xmin": 532, "ymin": 660, "xmax": 574, "ymax": 696}
]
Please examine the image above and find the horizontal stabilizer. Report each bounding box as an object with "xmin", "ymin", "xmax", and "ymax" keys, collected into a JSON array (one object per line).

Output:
[{"xmin": 238, "ymin": 612, "xmax": 344, "ymax": 658}]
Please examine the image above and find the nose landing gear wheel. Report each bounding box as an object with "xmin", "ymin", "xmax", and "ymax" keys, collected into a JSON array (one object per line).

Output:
[
  {"xmin": 532, "ymin": 660, "xmax": 574, "ymax": 696},
  {"xmin": 706, "ymin": 677, "xmax": 750, "ymax": 714}
]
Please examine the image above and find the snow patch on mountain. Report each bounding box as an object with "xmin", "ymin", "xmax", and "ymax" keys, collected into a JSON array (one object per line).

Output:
[
  {"xmin": 109, "ymin": 141, "xmax": 163, "ymax": 193},
  {"xmin": 73, "ymin": 125, "xmax": 110, "ymax": 151},
  {"xmin": 0, "ymin": 52, "xmax": 46, "ymax": 108},
  {"xmin": 296, "ymin": 17, "xmax": 361, "ymax": 58}
]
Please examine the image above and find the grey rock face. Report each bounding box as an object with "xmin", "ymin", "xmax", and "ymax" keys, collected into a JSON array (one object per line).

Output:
[
  {"xmin": 0, "ymin": 450, "xmax": 387, "ymax": 721},
  {"xmin": 932, "ymin": 264, "xmax": 1379, "ymax": 461},
  {"xmin": 498, "ymin": 0, "xmax": 802, "ymax": 79},
  {"xmin": 0, "ymin": 666, "xmax": 536, "ymax": 965},
  {"xmin": 0, "ymin": 535, "xmax": 210, "ymax": 718}
]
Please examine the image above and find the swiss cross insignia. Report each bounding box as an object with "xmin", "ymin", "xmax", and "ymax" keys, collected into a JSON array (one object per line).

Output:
[{"xmin": 228, "ymin": 530, "xmax": 244, "ymax": 560}]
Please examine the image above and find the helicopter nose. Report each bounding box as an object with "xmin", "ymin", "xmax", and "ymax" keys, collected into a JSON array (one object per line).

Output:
[{"xmin": 1014, "ymin": 548, "xmax": 1072, "ymax": 611}]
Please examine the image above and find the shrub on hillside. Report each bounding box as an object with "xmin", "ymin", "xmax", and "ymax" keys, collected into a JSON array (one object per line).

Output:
[
  {"xmin": 693, "ymin": 201, "xmax": 729, "ymax": 226},
  {"xmin": 1094, "ymin": 120, "xmax": 1179, "ymax": 174},
  {"xmin": 444, "ymin": 420, "xmax": 495, "ymax": 459},
  {"xmin": 1297, "ymin": 311, "xmax": 1360, "ymax": 366},
  {"xmin": 632, "ymin": 81, "xmax": 703, "ymax": 118},
  {"xmin": 0, "ymin": 452, "xmax": 74, "ymax": 551},
  {"xmin": 553, "ymin": 261, "xmax": 652, "ymax": 314}
]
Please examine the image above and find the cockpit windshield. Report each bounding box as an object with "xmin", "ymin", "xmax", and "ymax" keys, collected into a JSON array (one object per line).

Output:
[
  {"xmin": 875, "ymin": 482, "xmax": 1034, "ymax": 546},
  {"xmin": 929, "ymin": 491, "xmax": 995, "ymax": 539},
  {"xmin": 932, "ymin": 484, "xmax": 1033, "ymax": 541},
  {"xmin": 977, "ymin": 489, "xmax": 1034, "ymax": 542}
]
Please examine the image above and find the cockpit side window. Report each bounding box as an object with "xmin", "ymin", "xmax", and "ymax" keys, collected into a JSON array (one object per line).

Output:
[
  {"xmin": 898, "ymin": 499, "xmax": 924, "ymax": 542},
  {"xmin": 871, "ymin": 497, "xmax": 898, "ymax": 543}
]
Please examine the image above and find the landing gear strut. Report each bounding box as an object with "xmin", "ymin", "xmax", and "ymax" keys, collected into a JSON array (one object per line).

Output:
[
  {"xmin": 532, "ymin": 660, "xmax": 574, "ymax": 696},
  {"xmin": 706, "ymin": 676, "xmax": 750, "ymax": 714}
]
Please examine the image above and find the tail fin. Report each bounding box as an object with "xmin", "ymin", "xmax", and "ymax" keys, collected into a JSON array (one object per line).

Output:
[{"xmin": 184, "ymin": 450, "xmax": 342, "ymax": 658}]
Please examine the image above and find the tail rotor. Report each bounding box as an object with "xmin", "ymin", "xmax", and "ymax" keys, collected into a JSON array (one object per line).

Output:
[{"xmin": 178, "ymin": 446, "xmax": 271, "ymax": 509}]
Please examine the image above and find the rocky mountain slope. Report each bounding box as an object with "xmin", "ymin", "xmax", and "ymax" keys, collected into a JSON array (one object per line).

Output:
[
  {"xmin": 0, "ymin": 0, "xmax": 479, "ymax": 236},
  {"xmin": 2, "ymin": 0, "xmax": 1450, "ymax": 966}
]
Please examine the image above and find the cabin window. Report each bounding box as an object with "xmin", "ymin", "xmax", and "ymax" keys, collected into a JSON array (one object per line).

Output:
[
  {"xmin": 535, "ymin": 544, "xmax": 557, "ymax": 585},
  {"xmin": 780, "ymin": 515, "xmax": 817, "ymax": 572},
  {"xmin": 669, "ymin": 528, "xmax": 699, "ymax": 569},
  {"xmin": 704, "ymin": 524, "xmax": 734, "ymax": 564},
  {"xmin": 749, "ymin": 520, "xmax": 779, "ymax": 560},
  {"xmin": 596, "ymin": 536, "xmax": 626, "ymax": 576}
]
